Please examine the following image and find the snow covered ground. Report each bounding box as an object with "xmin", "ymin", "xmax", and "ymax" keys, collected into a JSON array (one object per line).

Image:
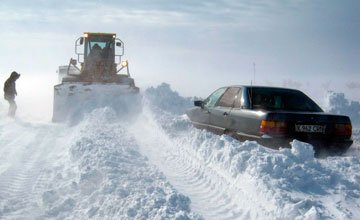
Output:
[{"xmin": 0, "ymin": 83, "xmax": 359, "ymax": 219}]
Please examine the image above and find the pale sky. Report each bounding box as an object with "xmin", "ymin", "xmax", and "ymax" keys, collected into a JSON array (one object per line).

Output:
[{"xmin": 0, "ymin": 0, "xmax": 359, "ymax": 104}]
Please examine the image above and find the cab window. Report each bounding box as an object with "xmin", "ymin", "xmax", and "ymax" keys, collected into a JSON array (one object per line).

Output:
[{"xmin": 86, "ymin": 36, "xmax": 112, "ymax": 57}]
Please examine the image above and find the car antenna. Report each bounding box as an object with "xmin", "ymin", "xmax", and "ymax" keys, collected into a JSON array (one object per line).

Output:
[
  {"xmin": 253, "ymin": 62, "xmax": 256, "ymax": 85},
  {"xmin": 249, "ymin": 62, "xmax": 256, "ymax": 108},
  {"xmin": 250, "ymin": 80, "xmax": 253, "ymax": 108}
]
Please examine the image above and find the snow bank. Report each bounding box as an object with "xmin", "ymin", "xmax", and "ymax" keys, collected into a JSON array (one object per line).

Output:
[
  {"xmin": 326, "ymin": 91, "xmax": 360, "ymax": 127},
  {"xmin": 145, "ymin": 83, "xmax": 197, "ymax": 116},
  {"xmin": 183, "ymin": 132, "xmax": 360, "ymax": 218},
  {"xmin": 39, "ymin": 108, "xmax": 201, "ymax": 219},
  {"xmin": 0, "ymin": 104, "xmax": 201, "ymax": 219},
  {"xmin": 325, "ymin": 91, "xmax": 360, "ymax": 155}
]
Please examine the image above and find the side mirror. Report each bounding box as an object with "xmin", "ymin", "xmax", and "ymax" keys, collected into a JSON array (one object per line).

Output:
[
  {"xmin": 116, "ymin": 42, "xmax": 122, "ymax": 47},
  {"xmin": 79, "ymin": 37, "xmax": 84, "ymax": 45},
  {"xmin": 194, "ymin": 100, "xmax": 204, "ymax": 108}
]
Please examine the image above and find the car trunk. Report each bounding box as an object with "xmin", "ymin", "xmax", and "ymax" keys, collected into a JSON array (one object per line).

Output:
[{"xmin": 262, "ymin": 112, "xmax": 352, "ymax": 140}]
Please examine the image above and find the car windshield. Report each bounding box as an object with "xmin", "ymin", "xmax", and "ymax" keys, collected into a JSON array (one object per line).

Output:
[{"xmin": 250, "ymin": 88, "xmax": 323, "ymax": 112}]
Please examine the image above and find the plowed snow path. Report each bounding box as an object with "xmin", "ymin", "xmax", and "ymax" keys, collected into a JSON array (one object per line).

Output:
[
  {"xmin": 0, "ymin": 120, "xmax": 68, "ymax": 219},
  {"xmin": 130, "ymin": 109, "xmax": 269, "ymax": 219}
]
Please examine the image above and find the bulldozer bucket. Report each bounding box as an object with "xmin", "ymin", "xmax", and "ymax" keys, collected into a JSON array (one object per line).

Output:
[{"xmin": 52, "ymin": 83, "xmax": 141, "ymax": 123}]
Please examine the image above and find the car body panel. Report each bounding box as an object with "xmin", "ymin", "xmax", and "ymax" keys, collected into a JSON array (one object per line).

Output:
[{"xmin": 186, "ymin": 107, "xmax": 210, "ymax": 130}]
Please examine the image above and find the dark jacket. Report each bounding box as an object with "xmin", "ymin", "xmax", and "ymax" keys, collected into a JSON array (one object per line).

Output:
[{"xmin": 4, "ymin": 71, "xmax": 20, "ymax": 101}]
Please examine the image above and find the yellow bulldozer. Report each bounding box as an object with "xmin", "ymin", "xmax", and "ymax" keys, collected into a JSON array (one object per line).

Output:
[{"xmin": 53, "ymin": 32, "xmax": 140, "ymax": 122}]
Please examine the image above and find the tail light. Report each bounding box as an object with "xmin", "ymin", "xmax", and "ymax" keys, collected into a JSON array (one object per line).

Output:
[
  {"xmin": 335, "ymin": 123, "xmax": 352, "ymax": 138},
  {"xmin": 260, "ymin": 120, "xmax": 288, "ymax": 135}
]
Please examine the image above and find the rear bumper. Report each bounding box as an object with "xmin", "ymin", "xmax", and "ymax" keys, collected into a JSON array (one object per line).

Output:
[
  {"xmin": 234, "ymin": 132, "xmax": 353, "ymax": 155},
  {"xmin": 262, "ymin": 137, "xmax": 353, "ymax": 155}
]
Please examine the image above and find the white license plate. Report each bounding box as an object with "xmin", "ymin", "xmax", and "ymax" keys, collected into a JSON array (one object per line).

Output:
[{"xmin": 295, "ymin": 124, "xmax": 326, "ymax": 133}]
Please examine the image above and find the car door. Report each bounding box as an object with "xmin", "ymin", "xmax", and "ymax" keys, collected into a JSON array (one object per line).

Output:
[
  {"xmin": 189, "ymin": 87, "xmax": 227, "ymax": 129},
  {"xmin": 209, "ymin": 87, "xmax": 241, "ymax": 134}
]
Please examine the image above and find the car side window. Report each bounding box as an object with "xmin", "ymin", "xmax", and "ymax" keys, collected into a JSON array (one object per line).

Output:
[
  {"xmin": 250, "ymin": 88, "xmax": 323, "ymax": 112},
  {"xmin": 204, "ymin": 87, "xmax": 227, "ymax": 108},
  {"xmin": 217, "ymin": 87, "xmax": 241, "ymax": 107},
  {"xmin": 233, "ymin": 88, "xmax": 242, "ymax": 108}
]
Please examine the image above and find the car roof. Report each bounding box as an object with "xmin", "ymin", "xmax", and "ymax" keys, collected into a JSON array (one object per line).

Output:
[{"xmin": 225, "ymin": 85, "xmax": 301, "ymax": 92}]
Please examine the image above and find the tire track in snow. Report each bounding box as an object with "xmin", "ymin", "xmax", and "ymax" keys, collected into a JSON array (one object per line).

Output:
[
  {"xmin": 163, "ymin": 152, "xmax": 246, "ymax": 219},
  {"xmin": 0, "ymin": 161, "xmax": 44, "ymax": 218},
  {"xmin": 0, "ymin": 123, "xmax": 65, "ymax": 219},
  {"xmin": 129, "ymin": 110, "xmax": 268, "ymax": 219}
]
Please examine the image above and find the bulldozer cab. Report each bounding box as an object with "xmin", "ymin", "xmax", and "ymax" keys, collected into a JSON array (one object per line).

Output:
[
  {"xmin": 80, "ymin": 33, "xmax": 124, "ymax": 61},
  {"xmin": 72, "ymin": 32, "xmax": 126, "ymax": 82}
]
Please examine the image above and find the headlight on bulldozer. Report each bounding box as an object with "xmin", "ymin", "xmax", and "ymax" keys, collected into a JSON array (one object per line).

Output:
[{"xmin": 121, "ymin": 60, "xmax": 128, "ymax": 67}]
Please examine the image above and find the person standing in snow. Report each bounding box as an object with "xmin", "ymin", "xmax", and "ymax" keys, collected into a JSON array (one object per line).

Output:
[{"xmin": 3, "ymin": 71, "xmax": 20, "ymax": 117}]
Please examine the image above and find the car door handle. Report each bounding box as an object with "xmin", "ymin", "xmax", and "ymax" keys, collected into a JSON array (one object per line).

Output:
[{"xmin": 223, "ymin": 112, "xmax": 229, "ymax": 116}]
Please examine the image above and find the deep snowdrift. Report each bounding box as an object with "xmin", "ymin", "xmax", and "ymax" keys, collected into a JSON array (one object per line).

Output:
[
  {"xmin": 0, "ymin": 107, "xmax": 201, "ymax": 219},
  {"xmin": 0, "ymin": 83, "xmax": 359, "ymax": 220}
]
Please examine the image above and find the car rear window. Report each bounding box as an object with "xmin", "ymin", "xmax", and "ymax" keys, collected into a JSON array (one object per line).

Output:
[{"xmin": 249, "ymin": 88, "xmax": 323, "ymax": 112}]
